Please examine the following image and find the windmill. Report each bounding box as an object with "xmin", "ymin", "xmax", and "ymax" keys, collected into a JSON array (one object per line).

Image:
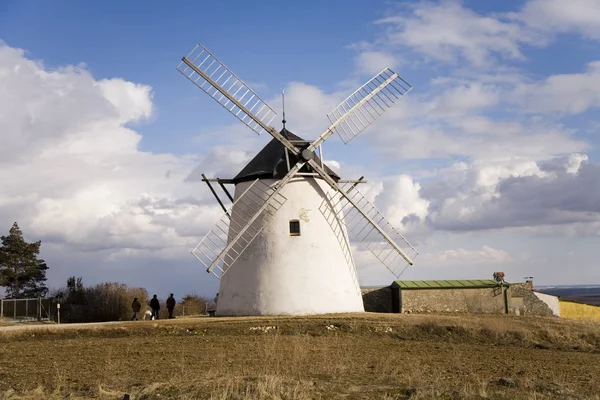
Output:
[{"xmin": 177, "ymin": 43, "xmax": 418, "ymax": 316}]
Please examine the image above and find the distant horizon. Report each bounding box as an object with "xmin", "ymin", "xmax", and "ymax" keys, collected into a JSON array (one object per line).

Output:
[{"xmin": 535, "ymin": 284, "xmax": 600, "ymax": 289}]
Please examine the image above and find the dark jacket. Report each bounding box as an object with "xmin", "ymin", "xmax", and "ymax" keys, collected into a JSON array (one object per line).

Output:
[
  {"xmin": 166, "ymin": 296, "xmax": 176, "ymax": 309},
  {"xmin": 150, "ymin": 298, "xmax": 160, "ymax": 310},
  {"xmin": 132, "ymin": 299, "xmax": 141, "ymax": 312}
]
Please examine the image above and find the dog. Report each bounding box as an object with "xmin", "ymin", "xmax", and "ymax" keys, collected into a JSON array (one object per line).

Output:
[{"xmin": 143, "ymin": 310, "xmax": 154, "ymax": 320}]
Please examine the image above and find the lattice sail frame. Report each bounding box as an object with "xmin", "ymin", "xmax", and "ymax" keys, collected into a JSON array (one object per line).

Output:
[
  {"xmin": 177, "ymin": 43, "xmax": 277, "ymax": 136},
  {"xmin": 318, "ymin": 187, "xmax": 362, "ymax": 294},
  {"xmin": 327, "ymin": 68, "xmax": 412, "ymax": 144},
  {"xmin": 191, "ymin": 180, "xmax": 287, "ymax": 279},
  {"xmin": 319, "ymin": 182, "xmax": 418, "ymax": 279}
]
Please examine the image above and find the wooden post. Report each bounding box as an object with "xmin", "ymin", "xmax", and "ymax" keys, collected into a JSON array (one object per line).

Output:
[{"xmin": 502, "ymin": 284, "xmax": 509, "ymax": 314}]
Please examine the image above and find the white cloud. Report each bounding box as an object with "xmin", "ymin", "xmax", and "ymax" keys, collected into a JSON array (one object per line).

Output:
[
  {"xmin": 359, "ymin": 0, "xmax": 600, "ymax": 71},
  {"xmin": 98, "ymin": 79, "xmax": 153, "ymax": 123},
  {"xmin": 0, "ymin": 42, "xmax": 231, "ymax": 263},
  {"xmin": 274, "ymin": 82, "xmax": 343, "ymax": 138},
  {"xmin": 324, "ymin": 160, "xmax": 341, "ymax": 170},
  {"xmin": 431, "ymin": 83, "xmax": 500, "ymax": 115},
  {"xmin": 355, "ymin": 51, "xmax": 399, "ymax": 75},
  {"xmin": 372, "ymin": 1, "xmax": 540, "ymax": 67},
  {"xmin": 421, "ymin": 155, "xmax": 600, "ymax": 234},
  {"xmin": 419, "ymin": 245, "xmax": 513, "ymax": 267},
  {"xmin": 375, "ymin": 175, "xmax": 430, "ymax": 230},
  {"xmin": 510, "ymin": 61, "xmax": 600, "ymax": 114},
  {"xmin": 518, "ymin": 0, "xmax": 600, "ymax": 40},
  {"xmin": 369, "ymin": 106, "xmax": 588, "ymax": 160}
]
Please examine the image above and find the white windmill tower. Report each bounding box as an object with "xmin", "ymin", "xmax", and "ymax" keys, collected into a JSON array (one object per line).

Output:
[{"xmin": 177, "ymin": 43, "xmax": 418, "ymax": 316}]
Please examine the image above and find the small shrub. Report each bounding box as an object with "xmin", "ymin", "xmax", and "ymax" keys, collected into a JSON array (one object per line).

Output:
[
  {"xmin": 84, "ymin": 282, "xmax": 130, "ymax": 322},
  {"xmin": 179, "ymin": 294, "xmax": 212, "ymax": 316}
]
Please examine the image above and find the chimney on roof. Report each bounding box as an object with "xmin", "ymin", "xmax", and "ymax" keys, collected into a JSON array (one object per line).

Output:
[
  {"xmin": 493, "ymin": 272, "xmax": 505, "ymax": 283},
  {"xmin": 524, "ymin": 277, "xmax": 534, "ymax": 290}
]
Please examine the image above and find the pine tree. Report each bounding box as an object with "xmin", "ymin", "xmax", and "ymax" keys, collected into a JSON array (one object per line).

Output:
[
  {"xmin": 0, "ymin": 222, "xmax": 49, "ymax": 299},
  {"xmin": 66, "ymin": 276, "xmax": 86, "ymax": 304}
]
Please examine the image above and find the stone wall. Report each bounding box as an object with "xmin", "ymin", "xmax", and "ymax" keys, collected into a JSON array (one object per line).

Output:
[
  {"xmin": 510, "ymin": 283, "xmax": 557, "ymax": 317},
  {"xmin": 361, "ymin": 287, "xmax": 393, "ymax": 313},
  {"xmin": 400, "ymin": 287, "xmax": 508, "ymax": 314},
  {"xmin": 361, "ymin": 283, "xmax": 558, "ymax": 317}
]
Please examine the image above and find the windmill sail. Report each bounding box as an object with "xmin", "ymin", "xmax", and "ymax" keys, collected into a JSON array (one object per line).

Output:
[
  {"xmin": 326, "ymin": 68, "xmax": 412, "ymax": 144},
  {"xmin": 318, "ymin": 181, "xmax": 418, "ymax": 279},
  {"xmin": 177, "ymin": 43, "xmax": 277, "ymax": 136},
  {"xmin": 192, "ymin": 179, "xmax": 287, "ymax": 279},
  {"xmin": 178, "ymin": 40, "xmax": 418, "ymax": 285}
]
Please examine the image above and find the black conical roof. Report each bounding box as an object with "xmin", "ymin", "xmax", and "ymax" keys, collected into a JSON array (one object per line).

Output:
[{"xmin": 232, "ymin": 128, "xmax": 341, "ymax": 184}]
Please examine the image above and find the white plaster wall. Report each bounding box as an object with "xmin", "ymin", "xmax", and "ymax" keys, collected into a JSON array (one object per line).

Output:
[
  {"xmin": 533, "ymin": 291, "xmax": 561, "ymax": 317},
  {"xmin": 216, "ymin": 177, "xmax": 365, "ymax": 316}
]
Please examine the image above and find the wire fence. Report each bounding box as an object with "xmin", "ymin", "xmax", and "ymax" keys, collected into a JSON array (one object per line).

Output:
[{"xmin": 0, "ymin": 297, "xmax": 56, "ymax": 322}]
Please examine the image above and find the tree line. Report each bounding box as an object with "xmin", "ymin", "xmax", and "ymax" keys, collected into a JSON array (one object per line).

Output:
[
  {"xmin": 53, "ymin": 277, "xmax": 213, "ymax": 323},
  {"xmin": 0, "ymin": 222, "xmax": 213, "ymax": 323}
]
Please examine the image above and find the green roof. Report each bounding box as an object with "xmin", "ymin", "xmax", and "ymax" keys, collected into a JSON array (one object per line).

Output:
[{"xmin": 393, "ymin": 279, "xmax": 507, "ymax": 290}]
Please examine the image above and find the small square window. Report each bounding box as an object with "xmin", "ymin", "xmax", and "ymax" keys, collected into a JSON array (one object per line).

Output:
[{"xmin": 289, "ymin": 220, "xmax": 300, "ymax": 236}]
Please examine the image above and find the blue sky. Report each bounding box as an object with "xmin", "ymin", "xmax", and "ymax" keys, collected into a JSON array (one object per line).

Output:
[
  {"xmin": 3, "ymin": 0, "xmax": 575, "ymax": 155},
  {"xmin": 0, "ymin": 0, "xmax": 389, "ymax": 153},
  {"xmin": 1, "ymin": 0, "xmax": 600, "ymax": 297},
  {"xmin": 2, "ymin": 0, "xmax": 597, "ymax": 161}
]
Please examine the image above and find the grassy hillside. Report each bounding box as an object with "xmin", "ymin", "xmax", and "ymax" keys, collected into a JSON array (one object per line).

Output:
[
  {"xmin": 560, "ymin": 299, "xmax": 600, "ymax": 322},
  {"xmin": 0, "ymin": 313, "xmax": 599, "ymax": 399}
]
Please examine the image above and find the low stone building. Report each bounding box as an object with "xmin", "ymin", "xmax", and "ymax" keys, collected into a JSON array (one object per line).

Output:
[
  {"xmin": 394, "ymin": 280, "xmax": 510, "ymax": 314},
  {"xmin": 362, "ymin": 279, "xmax": 560, "ymax": 317}
]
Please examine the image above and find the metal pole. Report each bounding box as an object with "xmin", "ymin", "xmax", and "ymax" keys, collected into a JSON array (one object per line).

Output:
[
  {"xmin": 218, "ymin": 181, "xmax": 234, "ymax": 202},
  {"xmin": 202, "ymin": 174, "xmax": 229, "ymax": 216}
]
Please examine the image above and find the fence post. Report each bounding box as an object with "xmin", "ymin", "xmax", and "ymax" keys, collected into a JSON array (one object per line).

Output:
[
  {"xmin": 1, "ymin": 299, "xmax": 3, "ymax": 320},
  {"xmin": 38, "ymin": 297, "xmax": 41, "ymax": 322}
]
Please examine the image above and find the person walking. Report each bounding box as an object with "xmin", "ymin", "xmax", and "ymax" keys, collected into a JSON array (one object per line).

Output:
[
  {"xmin": 166, "ymin": 293, "xmax": 176, "ymax": 319},
  {"xmin": 131, "ymin": 297, "xmax": 141, "ymax": 321},
  {"xmin": 150, "ymin": 294, "xmax": 160, "ymax": 320}
]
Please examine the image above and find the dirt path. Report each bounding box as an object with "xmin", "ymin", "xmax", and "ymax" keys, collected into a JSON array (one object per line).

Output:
[{"xmin": 0, "ymin": 320, "xmax": 124, "ymax": 332}]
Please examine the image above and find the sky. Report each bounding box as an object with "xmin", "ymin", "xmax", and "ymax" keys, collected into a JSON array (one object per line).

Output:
[{"xmin": 1, "ymin": 0, "xmax": 600, "ymax": 298}]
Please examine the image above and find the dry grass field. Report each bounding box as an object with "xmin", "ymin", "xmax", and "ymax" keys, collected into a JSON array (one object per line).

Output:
[
  {"xmin": 560, "ymin": 300, "xmax": 600, "ymax": 322},
  {"xmin": 0, "ymin": 313, "xmax": 600, "ymax": 399}
]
